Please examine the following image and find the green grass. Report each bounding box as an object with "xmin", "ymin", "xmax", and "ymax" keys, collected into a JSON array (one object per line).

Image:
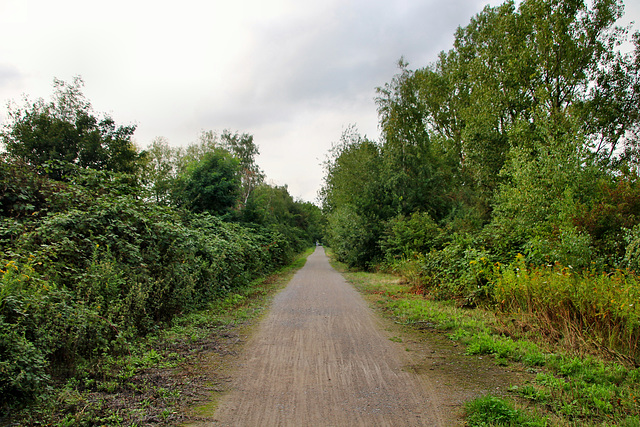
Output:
[
  {"xmin": 333, "ymin": 257, "xmax": 640, "ymax": 426},
  {"xmin": 465, "ymin": 395, "xmax": 549, "ymax": 426}
]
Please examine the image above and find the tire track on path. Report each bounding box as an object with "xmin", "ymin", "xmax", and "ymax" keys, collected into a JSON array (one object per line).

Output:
[{"xmin": 209, "ymin": 246, "xmax": 443, "ymax": 426}]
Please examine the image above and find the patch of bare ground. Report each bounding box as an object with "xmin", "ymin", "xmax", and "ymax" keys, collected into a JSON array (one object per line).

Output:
[
  {"xmin": 381, "ymin": 317, "xmax": 535, "ymax": 425},
  {"xmin": 47, "ymin": 321, "xmax": 256, "ymax": 426}
]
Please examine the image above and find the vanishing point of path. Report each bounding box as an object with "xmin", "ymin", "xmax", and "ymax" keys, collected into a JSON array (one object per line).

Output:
[{"xmin": 210, "ymin": 247, "xmax": 444, "ymax": 426}]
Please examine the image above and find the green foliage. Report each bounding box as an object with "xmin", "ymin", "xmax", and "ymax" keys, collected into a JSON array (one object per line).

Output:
[
  {"xmin": 219, "ymin": 130, "xmax": 265, "ymax": 207},
  {"xmin": 0, "ymin": 75, "xmax": 320, "ymax": 415},
  {"xmin": 0, "ymin": 315, "xmax": 50, "ymax": 407},
  {"xmin": 177, "ymin": 149, "xmax": 241, "ymax": 216},
  {"xmin": 376, "ymin": 60, "xmax": 454, "ymax": 218},
  {"xmin": 1, "ymin": 77, "xmax": 143, "ymax": 179},
  {"xmin": 624, "ymin": 224, "xmax": 640, "ymax": 273},
  {"xmin": 0, "ymin": 186, "xmax": 298, "ymax": 411},
  {"xmin": 380, "ymin": 211, "xmax": 443, "ymax": 262},
  {"xmin": 488, "ymin": 128, "xmax": 600, "ymax": 262},
  {"xmin": 0, "ymin": 154, "xmax": 65, "ymax": 218},
  {"xmin": 323, "ymin": 0, "xmax": 640, "ymax": 290},
  {"xmin": 141, "ymin": 136, "xmax": 180, "ymax": 204},
  {"xmin": 320, "ymin": 127, "xmax": 386, "ymax": 216},
  {"xmin": 575, "ymin": 175, "xmax": 640, "ymax": 266},
  {"xmin": 321, "ymin": 128, "xmax": 388, "ymax": 267},
  {"xmin": 412, "ymin": 234, "xmax": 495, "ymax": 303},
  {"xmin": 322, "ymin": 2, "xmax": 640, "ymax": 365},
  {"xmin": 242, "ymin": 183, "xmax": 322, "ymax": 251},
  {"xmin": 0, "ymin": 129, "xmax": 314, "ymax": 414},
  {"xmin": 325, "ymin": 205, "xmax": 381, "ymax": 269},
  {"xmin": 465, "ymin": 395, "xmax": 548, "ymax": 426}
]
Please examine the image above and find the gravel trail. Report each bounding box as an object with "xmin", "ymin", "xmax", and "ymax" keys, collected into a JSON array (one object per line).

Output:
[{"xmin": 210, "ymin": 246, "xmax": 444, "ymax": 426}]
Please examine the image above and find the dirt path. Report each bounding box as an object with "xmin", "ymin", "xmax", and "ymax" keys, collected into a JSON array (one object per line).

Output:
[
  {"xmin": 207, "ymin": 247, "xmax": 439, "ymax": 426},
  {"xmin": 197, "ymin": 247, "xmax": 527, "ymax": 426}
]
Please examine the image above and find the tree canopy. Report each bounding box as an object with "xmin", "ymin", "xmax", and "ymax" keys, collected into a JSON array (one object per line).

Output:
[
  {"xmin": 1, "ymin": 77, "xmax": 143, "ymax": 179},
  {"xmin": 322, "ymin": 0, "xmax": 640, "ymax": 269}
]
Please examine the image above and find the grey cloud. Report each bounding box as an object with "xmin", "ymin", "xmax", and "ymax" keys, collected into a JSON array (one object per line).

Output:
[
  {"xmin": 240, "ymin": 1, "xmax": 492, "ymax": 103},
  {"xmin": 197, "ymin": 1, "xmax": 493, "ymax": 130}
]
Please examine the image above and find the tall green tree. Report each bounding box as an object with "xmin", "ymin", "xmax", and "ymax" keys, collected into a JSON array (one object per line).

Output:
[
  {"xmin": 187, "ymin": 130, "xmax": 264, "ymax": 209},
  {"xmin": 177, "ymin": 149, "xmax": 241, "ymax": 216},
  {"xmin": 376, "ymin": 60, "xmax": 453, "ymax": 219},
  {"xmin": 412, "ymin": 0, "xmax": 639, "ymax": 212},
  {"xmin": 321, "ymin": 127, "xmax": 387, "ymax": 267},
  {"xmin": 1, "ymin": 77, "xmax": 143, "ymax": 180},
  {"xmin": 220, "ymin": 130, "xmax": 264, "ymax": 208},
  {"xmin": 142, "ymin": 136, "xmax": 180, "ymax": 204}
]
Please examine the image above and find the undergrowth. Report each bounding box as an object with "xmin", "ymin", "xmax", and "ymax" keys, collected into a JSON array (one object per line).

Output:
[
  {"xmin": 494, "ymin": 255, "xmax": 640, "ymax": 366},
  {"xmin": 2, "ymin": 248, "xmax": 313, "ymax": 426},
  {"xmin": 336, "ymin": 258, "xmax": 640, "ymax": 426}
]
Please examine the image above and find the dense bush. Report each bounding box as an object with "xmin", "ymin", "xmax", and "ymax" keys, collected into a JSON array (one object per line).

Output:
[
  {"xmin": 379, "ymin": 211, "xmax": 443, "ymax": 262},
  {"xmin": 325, "ymin": 205, "xmax": 381, "ymax": 269},
  {"xmin": 0, "ymin": 78, "xmax": 322, "ymax": 413},
  {"xmin": 574, "ymin": 176, "xmax": 640, "ymax": 266},
  {"xmin": 0, "ymin": 161, "xmax": 301, "ymax": 412},
  {"xmin": 416, "ymin": 234, "xmax": 494, "ymax": 304}
]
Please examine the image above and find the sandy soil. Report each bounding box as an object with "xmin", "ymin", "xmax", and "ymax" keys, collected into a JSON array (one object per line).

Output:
[{"xmin": 190, "ymin": 247, "xmax": 530, "ymax": 426}]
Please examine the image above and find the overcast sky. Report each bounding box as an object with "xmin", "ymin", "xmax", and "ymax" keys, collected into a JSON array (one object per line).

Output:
[{"xmin": 1, "ymin": 0, "xmax": 638, "ymax": 203}]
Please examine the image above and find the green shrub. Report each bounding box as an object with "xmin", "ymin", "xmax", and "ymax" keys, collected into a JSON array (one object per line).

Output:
[
  {"xmin": 0, "ymin": 317, "xmax": 49, "ymax": 408},
  {"xmin": 0, "ymin": 176, "xmax": 301, "ymax": 410},
  {"xmin": 624, "ymin": 225, "xmax": 640, "ymax": 273},
  {"xmin": 407, "ymin": 233, "xmax": 495, "ymax": 303},
  {"xmin": 465, "ymin": 395, "xmax": 548, "ymax": 426},
  {"xmin": 524, "ymin": 226, "xmax": 594, "ymax": 269},
  {"xmin": 325, "ymin": 204, "xmax": 381, "ymax": 269},
  {"xmin": 380, "ymin": 211, "xmax": 443, "ymax": 261}
]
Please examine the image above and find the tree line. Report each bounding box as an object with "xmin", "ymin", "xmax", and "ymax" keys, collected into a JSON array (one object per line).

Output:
[
  {"xmin": 0, "ymin": 77, "xmax": 322, "ymax": 411},
  {"xmin": 321, "ymin": 0, "xmax": 640, "ymax": 363}
]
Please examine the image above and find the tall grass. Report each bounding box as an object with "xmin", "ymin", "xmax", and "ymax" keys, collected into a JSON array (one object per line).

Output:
[
  {"xmin": 400, "ymin": 246, "xmax": 640, "ymax": 366},
  {"xmin": 494, "ymin": 254, "xmax": 640, "ymax": 366}
]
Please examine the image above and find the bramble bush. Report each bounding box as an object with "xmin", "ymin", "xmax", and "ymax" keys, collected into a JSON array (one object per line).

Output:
[
  {"xmin": 0, "ymin": 161, "xmax": 300, "ymax": 412},
  {"xmin": 399, "ymin": 233, "xmax": 495, "ymax": 304}
]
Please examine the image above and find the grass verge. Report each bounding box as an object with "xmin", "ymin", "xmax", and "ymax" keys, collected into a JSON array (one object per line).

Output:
[
  {"xmin": 330, "ymin": 255, "xmax": 640, "ymax": 427},
  {"xmin": 2, "ymin": 248, "xmax": 314, "ymax": 427}
]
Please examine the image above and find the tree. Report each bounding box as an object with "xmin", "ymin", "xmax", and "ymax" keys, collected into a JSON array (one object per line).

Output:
[
  {"xmin": 320, "ymin": 128, "xmax": 387, "ymax": 267},
  {"xmin": 187, "ymin": 130, "xmax": 264, "ymax": 209},
  {"xmin": 320, "ymin": 127, "xmax": 386, "ymax": 215},
  {"xmin": 324, "ymin": 0, "xmax": 640, "ymax": 271},
  {"xmin": 1, "ymin": 77, "xmax": 143, "ymax": 179},
  {"xmin": 407, "ymin": 0, "xmax": 639, "ymax": 214},
  {"xmin": 376, "ymin": 60, "xmax": 453, "ymax": 218},
  {"xmin": 220, "ymin": 130, "xmax": 264, "ymax": 207},
  {"xmin": 179, "ymin": 149, "xmax": 241, "ymax": 216},
  {"xmin": 142, "ymin": 137, "xmax": 180, "ymax": 204}
]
